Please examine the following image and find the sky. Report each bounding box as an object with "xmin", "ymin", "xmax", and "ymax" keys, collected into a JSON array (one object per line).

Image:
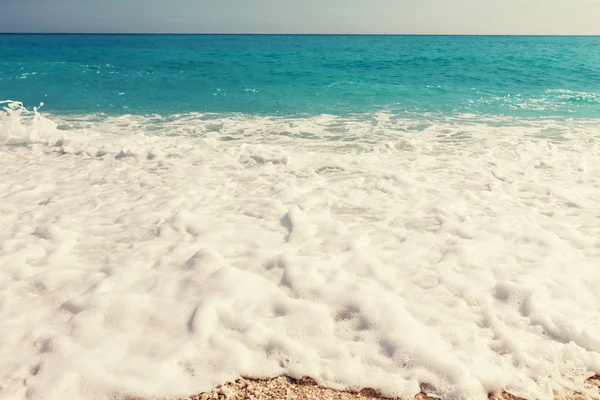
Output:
[{"xmin": 1, "ymin": 0, "xmax": 600, "ymax": 35}]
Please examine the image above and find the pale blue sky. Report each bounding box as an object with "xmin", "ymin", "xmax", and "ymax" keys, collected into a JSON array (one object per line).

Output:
[{"xmin": 1, "ymin": 0, "xmax": 600, "ymax": 34}]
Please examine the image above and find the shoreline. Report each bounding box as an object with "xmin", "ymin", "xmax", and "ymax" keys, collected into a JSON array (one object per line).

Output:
[
  {"xmin": 190, "ymin": 375, "xmax": 600, "ymax": 400},
  {"xmin": 119, "ymin": 374, "xmax": 600, "ymax": 400}
]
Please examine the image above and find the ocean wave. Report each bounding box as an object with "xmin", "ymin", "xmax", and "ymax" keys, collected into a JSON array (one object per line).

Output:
[{"xmin": 2, "ymin": 102, "xmax": 600, "ymax": 400}]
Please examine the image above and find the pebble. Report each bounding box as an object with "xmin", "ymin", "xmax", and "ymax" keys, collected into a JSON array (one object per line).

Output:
[{"xmin": 220, "ymin": 386, "xmax": 234, "ymax": 399}]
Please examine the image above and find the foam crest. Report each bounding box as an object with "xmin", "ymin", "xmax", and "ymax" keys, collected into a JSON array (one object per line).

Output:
[
  {"xmin": 0, "ymin": 101, "xmax": 63, "ymax": 146},
  {"xmin": 1, "ymin": 105, "xmax": 600, "ymax": 400}
]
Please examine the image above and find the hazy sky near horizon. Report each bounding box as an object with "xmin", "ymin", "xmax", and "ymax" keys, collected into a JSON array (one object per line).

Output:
[{"xmin": 1, "ymin": 0, "xmax": 600, "ymax": 35}]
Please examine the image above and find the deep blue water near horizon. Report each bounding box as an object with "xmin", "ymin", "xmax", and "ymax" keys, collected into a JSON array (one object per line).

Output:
[{"xmin": 1, "ymin": 34, "xmax": 600, "ymax": 119}]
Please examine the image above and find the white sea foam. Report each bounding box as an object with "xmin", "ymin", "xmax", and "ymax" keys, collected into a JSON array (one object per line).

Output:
[{"xmin": 1, "ymin": 102, "xmax": 600, "ymax": 400}]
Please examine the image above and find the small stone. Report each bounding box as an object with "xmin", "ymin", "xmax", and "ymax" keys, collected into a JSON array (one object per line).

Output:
[
  {"xmin": 220, "ymin": 386, "xmax": 234, "ymax": 399},
  {"xmin": 298, "ymin": 376, "xmax": 318, "ymax": 386},
  {"xmin": 200, "ymin": 393, "xmax": 208, "ymax": 400}
]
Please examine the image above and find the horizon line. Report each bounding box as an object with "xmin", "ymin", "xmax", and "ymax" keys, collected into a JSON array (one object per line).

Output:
[{"xmin": 1, "ymin": 32, "xmax": 600, "ymax": 37}]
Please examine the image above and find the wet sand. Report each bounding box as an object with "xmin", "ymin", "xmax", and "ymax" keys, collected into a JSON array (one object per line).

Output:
[{"xmin": 166, "ymin": 374, "xmax": 600, "ymax": 400}]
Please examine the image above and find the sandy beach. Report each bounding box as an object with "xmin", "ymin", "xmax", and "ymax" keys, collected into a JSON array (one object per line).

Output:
[{"xmin": 145, "ymin": 375, "xmax": 600, "ymax": 400}]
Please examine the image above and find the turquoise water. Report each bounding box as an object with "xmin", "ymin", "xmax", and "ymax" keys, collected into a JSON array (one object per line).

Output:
[{"xmin": 1, "ymin": 34, "xmax": 600, "ymax": 118}]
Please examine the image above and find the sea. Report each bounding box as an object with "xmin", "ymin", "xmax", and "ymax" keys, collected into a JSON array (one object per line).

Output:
[
  {"xmin": 1, "ymin": 34, "xmax": 600, "ymax": 400},
  {"xmin": 2, "ymin": 34, "xmax": 600, "ymax": 117}
]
